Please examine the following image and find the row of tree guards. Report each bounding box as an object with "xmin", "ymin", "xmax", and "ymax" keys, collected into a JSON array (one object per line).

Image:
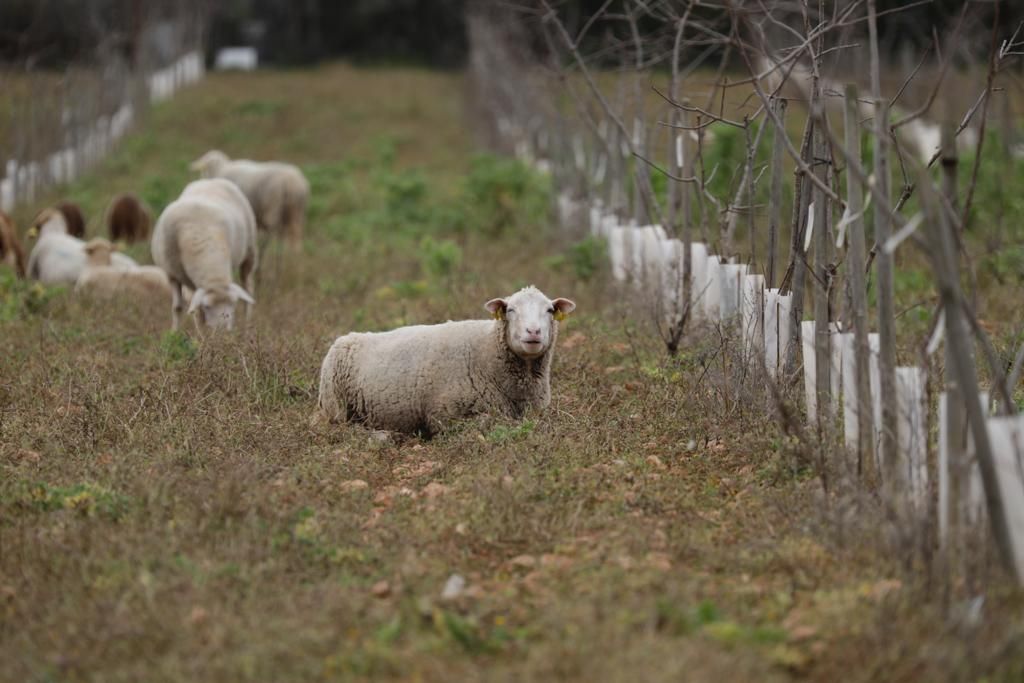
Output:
[
  {"xmin": 1, "ymin": 51, "xmax": 204, "ymax": 214},
  {"xmin": 468, "ymin": 1, "xmax": 1024, "ymax": 590}
]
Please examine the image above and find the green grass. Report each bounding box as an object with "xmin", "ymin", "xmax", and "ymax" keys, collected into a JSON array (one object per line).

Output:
[{"xmin": 1, "ymin": 63, "xmax": 1024, "ymax": 682}]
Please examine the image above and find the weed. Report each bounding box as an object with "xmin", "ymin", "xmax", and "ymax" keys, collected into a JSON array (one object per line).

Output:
[
  {"xmin": 419, "ymin": 236, "xmax": 462, "ymax": 282},
  {"xmin": 159, "ymin": 330, "xmax": 196, "ymax": 363},
  {"xmin": 486, "ymin": 419, "xmax": 536, "ymax": 444}
]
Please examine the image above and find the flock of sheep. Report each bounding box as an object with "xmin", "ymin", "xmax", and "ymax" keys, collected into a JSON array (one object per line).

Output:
[
  {"xmin": 0, "ymin": 151, "xmax": 309, "ymax": 332},
  {"xmin": 0, "ymin": 150, "xmax": 577, "ymax": 437}
]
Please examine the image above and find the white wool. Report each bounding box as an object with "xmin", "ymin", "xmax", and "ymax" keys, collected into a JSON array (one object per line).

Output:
[
  {"xmin": 191, "ymin": 150, "xmax": 309, "ymax": 249},
  {"xmin": 26, "ymin": 209, "xmax": 136, "ymax": 285},
  {"xmin": 151, "ymin": 178, "xmax": 258, "ymax": 331},
  {"xmin": 317, "ymin": 286, "xmax": 575, "ymax": 435}
]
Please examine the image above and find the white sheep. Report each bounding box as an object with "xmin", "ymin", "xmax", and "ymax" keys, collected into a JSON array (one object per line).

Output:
[
  {"xmin": 317, "ymin": 285, "xmax": 576, "ymax": 435},
  {"xmin": 26, "ymin": 208, "xmax": 136, "ymax": 285},
  {"xmin": 190, "ymin": 150, "xmax": 309, "ymax": 249},
  {"xmin": 75, "ymin": 238, "xmax": 173, "ymax": 304},
  {"xmin": 151, "ymin": 178, "xmax": 258, "ymax": 331}
]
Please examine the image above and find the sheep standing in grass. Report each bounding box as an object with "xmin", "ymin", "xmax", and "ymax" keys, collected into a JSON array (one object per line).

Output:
[
  {"xmin": 106, "ymin": 193, "xmax": 152, "ymax": 244},
  {"xmin": 26, "ymin": 208, "xmax": 137, "ymax": 285},
  {"xmin": 190, "ymin": 150, "xmax": 309, "ymax": 249},
  {"xmin": 151, "ymin": 178, "xmax": 258, "ymax": 331},
  {"xmin": 55, "ymin": 200, "xmax": 87, "ymax": 238},
  {"xmin": 0, "ymin": 211, "xmax": 26, "ymax": 277},
  {"xmin": 76, "ymin": 238, "xmax": 172, "ymax": 303},
  {"xmin": 317, "ymin": 285, "xmax": 576, "ymax": 435}
]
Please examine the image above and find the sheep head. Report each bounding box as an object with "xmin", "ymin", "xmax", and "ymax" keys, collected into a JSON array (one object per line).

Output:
[
  {"xmin": 27, "ymin": 208, "xmax": 67, "ymax": 240},
  {"xmin": 485, "ymin": 285, "xmax": 575, "ymax": 359},
  {"xmin": 83, "ymin": 238, "xmax": 116, "ymax": 267},
  {"xmin": 188, "ymin": 283, "xmax": 254, "ymax": 331},
  {"xmin": 189, "ymin": 150, "xmax": 230, "ymax": 178}
]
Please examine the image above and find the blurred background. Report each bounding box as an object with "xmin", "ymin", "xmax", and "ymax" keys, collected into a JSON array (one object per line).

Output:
[{"xmin": 1, "ymin": 0, "xmax": 1021, "ymax": 69}]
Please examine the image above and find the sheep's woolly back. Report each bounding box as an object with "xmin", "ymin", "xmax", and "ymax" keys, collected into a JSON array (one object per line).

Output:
[
  {"xmin": 191, "ymin": 150, "xmax": 309, "ymax": 244},
  {"xmin": 151, "ymin": 178, "xmax": 257, "ymax": 296},
  {"xmin": 318, "ymin": 317, "xmax": 556, "ymax": 435},
  {"xmin": 0, "ymin": 210, "xmax": 26, "ymax": 277},
  {"xmin": 106, "ymin": 193, "xmax": 152, "ymax": 244},
  {"xmin": 77, "ymin": 264, "xmax": 172, "ymax": 302}
]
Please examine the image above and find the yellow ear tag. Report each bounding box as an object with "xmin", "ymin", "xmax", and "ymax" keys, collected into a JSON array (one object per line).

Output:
[
  {"xmin": 492, "ymin": 309, "xmax": 505, "ymax": 321},
  {"xmin": 554, "ymin": 311, "xmax": 567, "ymax": 322}
]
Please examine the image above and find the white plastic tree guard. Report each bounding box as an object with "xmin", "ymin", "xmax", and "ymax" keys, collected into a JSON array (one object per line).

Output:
[
  {"xmin": 214, "ymin": 47, "xmax": 259, "ymax": 72},
  {"xmin": 939, "ymin": 391, "xmax": 991, "ymax": 546},
  {"xmin": 719, "ymin": 263, "xmax": 748, "ymax": 322},
  {"xmin": 964, "ymin": 393, "xmax": 991, "ymax": 528},
  {"xmin": 659, "ymin": 238, "xmax": 685, "ymax": 322},
  {"xmin": 895, "ymin": 366, "xmax": 928, "ymax": 514},
  {"xmin": 703, "ymin": 255, "xmax": 722, "ymax": 321},
  {"xmin": 763, "ymin": 289, "xmax": 792, "ymax": 379},
  {"xmin": 600, "ymin": 212, "xmax": 617, "ymax": 240},
  {"xmin": 640, "ymin": 226, "xmax": 666, "ymax": 294},
  {"xmin": 802, "ymin": 321, "xmax": 818, "ymax": 424},
  {"xmin": 741, "ymin": 274, "xmax": 764, "ymax": 355},
  {"xmin": 801, "ymin": 321, "xmax": 842, "ymax": 425},
  {"xmin": 839, "ymin": 332, "xmax": 858, "ymax": 451},
  {"xmin": 983, "ymin": 414, "xmax": 1024, "ymax": 582},
  {"xmin": 609, "ymin": 226, "xmax": 628, "ymax": 282},
  {"xmin": 867, "ymin": 333, "xmax": 882, "ymax": 462},
  {"xmin": 689, "ymin": 243, "xmax": 708, "ymax": 319}
]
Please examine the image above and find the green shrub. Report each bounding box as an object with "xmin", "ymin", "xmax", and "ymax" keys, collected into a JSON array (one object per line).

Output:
[
  {"xmin": 159, "ymin": 330, "xmax": 196, "ymax": 363},
  {"xmin": 566, "ymin": 236, "xmax": 606, "ymax": 282},
  {"xmin": 419, "ymin": 236, "xmax": 462, "ymax": 282},
  {"xmin": 0, "ymin": 273, "xmax": 63, "ymax": 322},
  {"xmin": 462, "ymin": 154, "xmax": 550, "ymax": 235}
]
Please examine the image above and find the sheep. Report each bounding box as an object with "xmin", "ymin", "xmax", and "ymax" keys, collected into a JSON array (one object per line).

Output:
[
  {"xmin": 106, "ymin": 193, "xmax": 152, "ymax": 244},
  {"xmin": 0, "ymin": 210, "xmax": 26, "ymax": 277},
  {"xmin": 26, "ymin": 208, "xmax": 136, "ymax": 285},
  {"xmin": 75, "ymin": 238, "xmax": 172, "ymax": 304},
  {"xmin": 190, "ymin": 150, "xmax": 309, "ymax": 249},
  {"xmin": 151, "ymin": 178, "xmax": 258, "ymax": 331},
  {"xmin": 55, "ymin": 200, "xmax": 87, "ymax": 239},
  {"xmin": 317, "ymin": 285, "xmax": 576, "ymax": 436}
]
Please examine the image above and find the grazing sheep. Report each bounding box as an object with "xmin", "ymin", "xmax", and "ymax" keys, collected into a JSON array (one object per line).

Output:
[
  {"xmin": 75, "ymin": 238, "xmax": 172, "ymax": 303},
  {"xmin": 55, "ymin": 200, "xmax": 86, "ymax": 238},
  {"xmin": 0, "ymin": 210, "xmax": 26, "ymax": 277},
  {"xmin": 106, "ymin": 193, "xmax": 152, "ymax": 244},
  {"xmin": 26, "ymin": 208, "xmax": 136, "ymax": 285},
  {"xmin": 151, "ymin": 178, "xmax": 258, "ymax": 331},
  {"xmin": 190, "ymin": 150, "xmax": 309, "ymax": 249},
  {"xmin": 317, "ymin": 285, "xmax": 576, "ymax": 435}
]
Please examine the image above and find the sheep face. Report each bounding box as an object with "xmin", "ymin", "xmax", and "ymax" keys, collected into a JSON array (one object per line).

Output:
[
  {"xmin": 83, "ymin": 238, "xmax": 116, "ymax": 267},
  {"xmin": 190, "ymin": 150, "xmax": 229, "ymax": 178},
  {"xmin": 485, "ymin": 286, "xmax": 576, "ymax": 359},
  {"xmin": 188, "ymin": 283, "xmax": 254, "ymax": 330},
  {"xmin": 28, "ymin": 208, "xmax": 68, "ymax": 240}
]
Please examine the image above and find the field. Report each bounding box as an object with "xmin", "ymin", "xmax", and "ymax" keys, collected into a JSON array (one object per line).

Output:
[{"xmin": 2, "ymin": 64, "xmax": 1024, "ymax": 682}]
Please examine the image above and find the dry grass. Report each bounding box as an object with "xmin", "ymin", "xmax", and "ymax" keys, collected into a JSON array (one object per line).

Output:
[{"xmin": 2, "ymin": 63, "xmax": 1024, "ymax": 683}]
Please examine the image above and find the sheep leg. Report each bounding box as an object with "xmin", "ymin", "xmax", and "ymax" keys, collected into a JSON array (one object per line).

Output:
[
  {"xmin": 169, "ymin": 278, "xmax": 184, "ymax": 331},
  {"xmin": 193, "ymin": 307, "xmax": 207, "ymax": 340}
]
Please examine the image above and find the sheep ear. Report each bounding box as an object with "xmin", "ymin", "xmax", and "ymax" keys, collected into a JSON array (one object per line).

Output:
[
  {"xmin": 484, "ymin": 298, "xmax": 507, "ymax": 321},
  {"xmin": 189, "ymin": 159, "xmax": 204, "ymax": 172},
  {"xmin": 188, "ymin": 288, "xmax": 207, "ymax": 314},
  {"xmin": 229, "ymin": 283, "xmax": 255, "ymax": 305},
  {"xmin": 551, "ymin": 298, "xmax": 576, "ymax": 321}
]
